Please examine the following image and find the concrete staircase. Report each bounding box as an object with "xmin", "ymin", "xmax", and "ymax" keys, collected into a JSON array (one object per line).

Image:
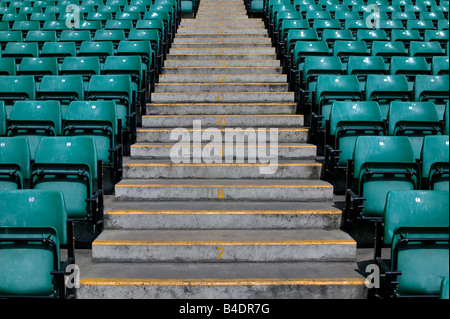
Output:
[{"xmin": 78, "ymin": 0, "xmax": 368, "ymax": 299}]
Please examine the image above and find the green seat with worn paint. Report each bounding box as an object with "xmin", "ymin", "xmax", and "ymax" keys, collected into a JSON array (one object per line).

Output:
[
  {"xmin": 0, "ymin": 136, "xmax": 30, "ymax": 190},
  {"xmin": 420, "ymin": 135, "xmax": 449, "ymax": 190}
]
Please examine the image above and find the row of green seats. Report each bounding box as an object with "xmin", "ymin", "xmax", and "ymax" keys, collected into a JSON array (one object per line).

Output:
[
  {"xmin": 325, "ymin": 101, "xmax": 449, "ymax": 172},
  {"xmin": 0, "ymin": 99, "xmax": 123, "ymax": 193},
  {"xmin": 0, "ymin": 135, "xmax": 104, "ymax": 234}
]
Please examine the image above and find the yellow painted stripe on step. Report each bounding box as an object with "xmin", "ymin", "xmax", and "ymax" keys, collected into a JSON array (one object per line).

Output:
[
  {"xmin": 124, "ymin": 163, "xmax": 322, "ymax": 167},
  {"xmin": 138, "ymin": 128, "xmax": 308, "ymax": 132},
  {"xmin": 92, "ymin": 240, "xmax": 355, "ymax": 246},
  {"xmin": 116, "ymin": 184, "xmax": 332, "ymax": 188},
  {"xmin": 131, "ymin": 144, "xmax": 314, "ymax": 148},
  {"xmin": 106, "ymin": 210, "xmax": 341, "ymax": 215},
  {"xmin": 80, "ymin": 278, "xmax": 366, "ymax": 286},
  {"xmin": 151, "ymin": 92, "xmax": 294, "ymax": 95}
]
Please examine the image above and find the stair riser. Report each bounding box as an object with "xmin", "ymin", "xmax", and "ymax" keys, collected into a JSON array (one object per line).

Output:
[
  {"xmin": 92, "ymin": 242, "xmax": 355, "ymax": 262},
  {"xmin": 178, "ymin": 25, "xmax": 264, "ymax": 30},
  {"xmin": 123, "ymin": 164, "xmax": 322, "ymax": 179},
  {"xmin": 104, "ymin": 213, "xmax": 340, "ymax": 230},
  {"xmin": 161, "ymin": 67, "xmax": 282, "ymax": 74},
  {"xmin": 146, "ymin": 104, "xmax": 297, "ymax": 115},
  {"xmin": 163, "ymin": 60, "xmax": 280, "ymax": 67},
  {"xmin": 155, "ymin": 83, "xmax": 289, "ymax": 92},
  {"xmin": 136, "ymin": 129, "xmax": 308, "ymax": 143},
  {"xmin": 142, "ymin": 115, "xmax": 303, "ymax": 127},
  {"xmin": 166, "ymin": 54, "xmax": 276, "ymax": 60},
  {"xmin": 175, "ymin": 33, "xmax": 269, "ymax": 38},
  {"xmin": 130, "ymin": 145, "xmax": 316, "ymax": 160},
  {"xmin": 151, "ymin": 92, "xmax": 294, "ymax": 103},
  {"xmin": 114, "ymin": 185, "xmax": 333, "ymax": 201},
  {"xmin": 169, "ymin": 48, "xmax": 275, "ymax": 54},
  {"xmin": 78, "ymin": 283, "xmax": 366, "ymax": 299},
  {"xmin": 171, "ymin": 42, "xmax": 272, "ymax": 48},
  {"xmin": 173, "ymin": 37, "xmax": 270, "ymax": 44}
]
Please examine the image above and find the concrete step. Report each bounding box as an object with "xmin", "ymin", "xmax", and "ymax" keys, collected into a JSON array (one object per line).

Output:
[
  {"xmin": 181, "ymin": 19, "xmax": 265, "ymax": 26},
  {"xmin": 114, "ymin": 179, "xmax": 334, "ymax": 201},
  {"xmin": 173, "ymin": 37, "xmax": 271, "ymax": 44},
  {"xmin": 175, "ymin": 33, "xmax": 269, "ymax": 38},
  {"xmin": 102, "ymin": 198, "xmax": 340, "ymax": 230},
  {"xmin": 122, "ymin": 159, "xmax": 322, "ymax": 180},
  {"xmin": 77, "ymin": 257, "xmax": 367, "ymax": 299},
  {"xmin": 91, "ymin": 228, "xmax": 355, "ymax": 262},
  {"xmin": 166, "ymin": 53, "xmax": 276, "ymax": 60},
  {"xmin": 154, "ymin": 83, "xmax": 289, "ymax": 92},
  {"xmin": 146, "ymin": 102, "xmax": 297, "ymax": 115},
  {"xmin": 141, "ymin": 114, "xmax": 303, "ymax": 127},
  {"xmin": 178, "ymin": 24, "xmax": 263, "ymax": 30},
  {"xmin": 171, "ymin": 42, "xmax": 273, "ymax": 48},
  {"xmin": 151, "ymin": 92, "xmax": 295, "ymax": 103},
  {"xmin": 130, "ymin": 143, "xmax": 317, "ymax": 160},
  {"xmin": 194, "ymin": 14, "xmax": 251, "ymax": 18},
  {"xmin": 136, "ymin": 127, "xmax": 308, "ymax": 143},
  {"xmin": 168, "ymin": 47, "xmax": 275, "ymax": 55},
  {"xmin": 161, "ymin": 66, "xmax": 282, "ymax": 74},
  {"xmin": 163, "ymin": 59, "xmax": 280, "ymax": 67},
  {"xmin": 158, "ymin": 74, "xmax": 287, "ymax": 83}
]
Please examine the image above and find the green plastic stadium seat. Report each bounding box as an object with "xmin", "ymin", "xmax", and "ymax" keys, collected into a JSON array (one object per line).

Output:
[
  {"xmin": 407, "ymin": 20, "xmax": 436, "ymax": 37},
  {"xmin": 314, "ymin": 75, "xmax": 362, "ymax": 130},
  {"xmin": 387, "ymin": 101, "xmax": 442, "ymax": 160},
  {"xmin": 6, "ymin": 101, "xmax": 62, "ymax": 161},
  {"xmin": 116, "ymin": 40, "xmax": 154, "ymax": 88},
  {"xmin": 410, "ymin": 41, "xmax": 446, "ymax": 64},
  {"xmin": 432, "ymin": 56, "xmax": 449, "ymax": 75},
  {"xmin": 114, "ymin": 11, "xmax": 141, "ymax": 23},
  {"xmin": 29, "ymin": 12, "xmax": 57, "ymax": 28},
  {"xmin": 86, "ymin": 12, "xmax": 113, "ymax": 27},
  {"xmin": 40, "ymin": 42, "xmax": 77, "ymax": 64},
  {"xmin": 348, "ymin": 56, "xmax": 388, "ymax": 90},
  {"xmin": 377, "ymin": 190, "xmax": 449, "ymax": 298},
  {"xmin": 36, "ymin": 75, "xmax": 84, "ymax": 118},
  {"xmin": 322, "ymin": 29, "xmax": 354, "ymax": 51},
  {"xmin": 345, "ymin": 136, "xmax": 420, "ymax": 221},
  {"xmin": 0, "ymin": 189, "xmax": 75, "ymax": 298},
  {"xmin": 333, "ymin": 40, "xmax": 369, "ymax": 65},
  {"xmin": 17, "ymin": 57, "xmax": 58, "ymax": 88},
  {"xmin": 105, "ymin": 19, "xmax": 133, "ymax": 37},
  {"xmin": 59, "ymin": 30, "xmax": 92, "ymax": 48},
  {"xmin": 301, "ymin": 56, "xmax": 344, "ymax": 95},
  {"xmin": 3, "ymin": 42, "xmax": 39, "ymax": 62},
  {"xmin": 424, "ymin": 30, "xmax": 449, "ymax": 47},
  {"xmin": 79, "ymin": 41, "xmax": 115, "ymax": 63},
  {"xmin": 87, "ymin": 75, "xmax": 136, "ymax": 146},
  {"xmin": 390, "ymin": 57, "xmax": 431, "ymax": 90},
  {"xmin": 0, "ymin": 76, "xmax": 36, "ymax": 117},
  {"xmin": 41, "ymin": 20, "xmax": 69, "ymax": 36},
  {"xmin": 93, "ymin": 29, "xmax": 126, "ymax": 47},
  {"xmin": 365, "ymin": 74, "xmax": 412, "ymax": 119},
  {"xmin": 24, "ymin": 30, "xmax": 57, "ymax": 49},
  {"xmin": 0, "ymin": 31, "xmax": 23, "ymax": 50},
  {"xmin": 63, "ymin": 101, "xmax": 123, "ymax": 192},
  {"xmin": 326, "ymin": 101, "xmax": 385, "ymax": 172},
  {"xmin": 372, "ymin": 41, "xmax": 408, "ymax": 64},
  {"xmin": 293, "ymin": 41, "xmax": 330, "ymax": 72},
  {"xmin": 391, "ymin": 30, "xmax": 423, "ymax": 49},
  {"xmin": 0, "ymin": 137, "xmax": 30, "ymax": 190},
  {"xmin": 0, "ymin": 57, "xmax": 16, "ymax": 75},
  {"xmin": 356, "ymin": 29, "xmax": 389, "ymax": 48},
  {"xmin": 60, "ymin": 56, "xmax": 100, "ymax": 92},
  {"xmin": 420, "ymin": 135, "xmax": 449, "ymax": 190},
  {"xmin": 72, "ymin": 20, "xmax": 102, "ymax": 37},
  {"xmin": 414, "ymin": 75, "xmax": 449, "ymax": 119},
  {"xmin": 31, "ymin": 136, "xmax": 103, "ymax": 225}
]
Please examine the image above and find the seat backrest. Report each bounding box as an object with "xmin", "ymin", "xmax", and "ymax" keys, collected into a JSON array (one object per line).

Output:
[
  {"xmin": 0, "ymin": 136, "xmax": 31, "ymax": 188},
  {"xmin": 387, "ymin": 101, "xmax": 441, "ymax": 136},
  {"xmin": 420, "ymin": 135, "xmax": 449, "ymax": 183},
  {"xmin": 0, "ymin": 101, "xmax": 5, "ymax": 135},
  {"xmin": 329, "ymin": 101, "xmax": 384, "ymax": 137},
  {"xmin": 383, "ymin": 189, "xmax": 449, "ymax": 245},
  {"xmin": 0, "ymin": 189, "xmax": 67, "ymax": 245},
  {"xmin": 17, "ymin": 57, "xmax": 59, "ymax": 78},
  {"xmin": 64, "ymin": 100, "xmax": 118, "ymax": 136},
  {"xmin": 33, "ymin": 136, "xmax": 98, "ymax": 186},
  {"xmin": 87, "ymin": 74, "xmax": 132, "ymax": 105},
  {"xmin": 353, "ymin": 135, "xmax": 417, "ymax": 179}
]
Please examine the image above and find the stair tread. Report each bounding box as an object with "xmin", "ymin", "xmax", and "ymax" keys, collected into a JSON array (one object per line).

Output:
[{"xmin": 116, "ymin": 178, "xmax": 332, "ymax": 186}]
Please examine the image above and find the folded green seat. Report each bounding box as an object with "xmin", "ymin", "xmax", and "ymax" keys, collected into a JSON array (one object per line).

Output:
[
  {"xmin": 375, "ymin": 190, "xmax": 449, "ymax": 298},
  {"xmin": 0, "ymin": 189, "xmax": 75, "ymax": 298}
]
